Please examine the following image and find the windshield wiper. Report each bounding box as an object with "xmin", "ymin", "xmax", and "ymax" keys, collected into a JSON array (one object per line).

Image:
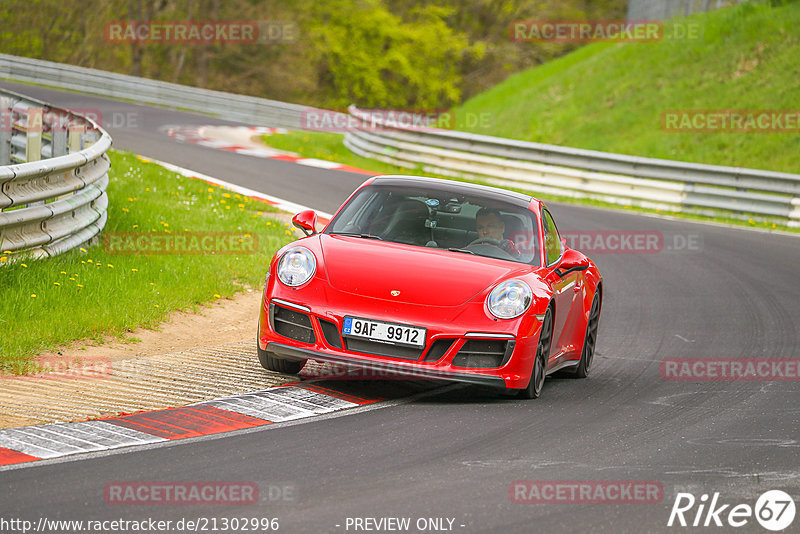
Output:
[
  {"xmin": 448, "ymin": 247, "xmax": 475, "ymax": 255},
  {"xmin": 331, "ymin": 232, "xmax": 383, "ymax": 240}
]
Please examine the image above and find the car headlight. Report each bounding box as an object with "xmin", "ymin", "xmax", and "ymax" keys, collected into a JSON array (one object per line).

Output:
[
  {"xmin": 487, "ymin": 280, "xmax": 532, "ymax": 319},
  {"xmin": 276, "ymin": 247, "xmax": 316, "ymax": 287}
]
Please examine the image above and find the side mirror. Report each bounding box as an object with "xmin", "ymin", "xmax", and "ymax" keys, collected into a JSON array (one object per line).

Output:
[
  {"xmin": 292, "ymin": 210, "xmax": 317, "ymax": 236},
  {"xmin": 555, "ymin": 248, "xmax": 590, "ymax": 277}
]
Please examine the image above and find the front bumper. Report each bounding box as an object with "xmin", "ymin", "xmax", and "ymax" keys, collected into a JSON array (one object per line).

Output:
[
  {"xmin": 258, "ymin": 295, "xmax": 545, "ymax": 390},
  {"xmin": 266, "ymin": 342, "xmax": 508, "ymax": 388}
]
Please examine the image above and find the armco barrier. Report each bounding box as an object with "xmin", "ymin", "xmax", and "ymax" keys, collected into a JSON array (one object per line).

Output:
[
  {"xmin": 344, "ymin": 106, "xmax": 800, "ymax": 227},
  {"xmin": 0, "ymin": 53, "xmax": 341, "ymax": 130},
  {"xmin": 0, "ymin": 88, "xmax": 110, "ymax": 258}
]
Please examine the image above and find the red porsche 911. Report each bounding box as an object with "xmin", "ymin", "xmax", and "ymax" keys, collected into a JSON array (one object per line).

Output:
[{"xmin": 257, "ymin": 175, "xmax": 602, "ymax": 398}]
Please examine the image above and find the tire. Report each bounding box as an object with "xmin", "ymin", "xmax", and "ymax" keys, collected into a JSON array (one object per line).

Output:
[
  {"xmin": 571, "ymin": 290, "xmax": 601, "ymax": 379},
  {"xmin": 518, "ymin": 307, "xmax": 553, "ymax": 399},
  {"xmin": 257, "ymin": 343, "xmax": 306, "ymax": 375}
]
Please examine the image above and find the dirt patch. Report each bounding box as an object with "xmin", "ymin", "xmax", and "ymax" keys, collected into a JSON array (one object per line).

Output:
[{"xmin": 0, "ymin": 290, "xmax": 291, "ymax": 430}]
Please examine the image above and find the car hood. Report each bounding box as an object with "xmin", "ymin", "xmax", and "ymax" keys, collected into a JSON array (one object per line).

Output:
[{"xmin": 319, "ymin": 234, "xmax": 528, "ymax": 306}]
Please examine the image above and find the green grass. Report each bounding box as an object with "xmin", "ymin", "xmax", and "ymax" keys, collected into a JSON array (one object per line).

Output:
[
  {"xmin": 0, "ymin": 150, "xmax": 296, "ymax": 373},
  {"xmin": 452, "ymin": 2, "xmax": 800, "ymax": 174}
]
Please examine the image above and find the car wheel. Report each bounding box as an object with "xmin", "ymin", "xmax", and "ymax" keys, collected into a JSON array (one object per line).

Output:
[
  {"xmin": 519, "ymin": 307, "xmax": 553, "ymax": 399},
  {"xmin": 257, "ymin": 342, "xmax": 306, "ymax": 375},
  {"xmin": 572, "ymin": 291, "xmax": 600, "ymax": 378}
]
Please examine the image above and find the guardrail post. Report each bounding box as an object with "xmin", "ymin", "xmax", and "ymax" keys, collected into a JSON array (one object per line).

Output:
[
  {"xmin": 0, "ymin": 97, "xmax": 11, "ymax": 165},
  {"xmin": 69, "ymin": 124, "xmax": 83, "ymax": 153},
  {"xmin": 51, "ymin": 111, "xmax": 68, "ymax": 158},
  {"xmin": 25, "ymin": 107, "xmax": 43, "ymax": 163}
]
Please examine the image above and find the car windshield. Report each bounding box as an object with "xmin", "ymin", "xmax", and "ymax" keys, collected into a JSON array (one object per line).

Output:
[{"xmin": 327, "ymin": 184, "xmax": 540, "ymax": 265}]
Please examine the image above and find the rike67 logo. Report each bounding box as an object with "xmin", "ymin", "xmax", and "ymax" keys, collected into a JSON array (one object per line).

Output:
[{"xmin": 668, "ymin": 490, "xmax": 796, "ymax": 531}]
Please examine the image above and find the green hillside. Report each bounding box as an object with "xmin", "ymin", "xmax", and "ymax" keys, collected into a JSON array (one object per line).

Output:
[{"xmin": 451, "ymin": 1, "xmax": 800, "ymax": 174}]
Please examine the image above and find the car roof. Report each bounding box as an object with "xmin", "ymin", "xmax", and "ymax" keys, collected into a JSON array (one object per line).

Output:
[{"xmin": 369, "ymin": 175, "xmax": 537, "ymax": 209}]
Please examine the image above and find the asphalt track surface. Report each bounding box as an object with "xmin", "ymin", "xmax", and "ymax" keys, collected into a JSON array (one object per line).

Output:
[{"xmin": 1, "ymin": 81, "xmax": 799, "ymax": 533}]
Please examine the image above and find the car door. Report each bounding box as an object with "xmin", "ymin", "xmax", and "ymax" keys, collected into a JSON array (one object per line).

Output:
[{"xmin": 541, "ymin": 208, "xmax": 579, "ymax": 360}]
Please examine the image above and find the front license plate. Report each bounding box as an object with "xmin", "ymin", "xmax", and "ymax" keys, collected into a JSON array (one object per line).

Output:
[{"xmin": 342, "ymin": 316, "xmax": 426, "ymax": 348}]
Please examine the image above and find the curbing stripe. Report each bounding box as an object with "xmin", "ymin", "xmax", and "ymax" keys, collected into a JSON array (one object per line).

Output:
[
  {"xmin": 0, "ymin": 447, "xmax": 40, "ymax": 466},
  {"xmin": 105, "ymin": 405, "xmax": 269, "ymax": 440},
  {"xmin": 291, "ymin": 383, "xmax": 383, "ymax": 406},
  {"xmin": 0, "ymin": 383, "xmax": 383, "ymax": 469},
  {"xmin": 164, "ymin": 125, "xmax": 373, "ymax": 176}
]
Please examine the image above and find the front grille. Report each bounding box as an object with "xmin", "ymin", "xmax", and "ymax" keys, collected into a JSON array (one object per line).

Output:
[
  {"xmin": 318, "ymin": 318, "xmax": 342, "ymax": 348},
  {"xmin": 344, "ymin": 338, "xmax": 424, "ymax": 360},
  {"xmin": 423, "ymin": 339, "xmax": 455, "ymax": 362},
  {"xmin": 270, "ymin": 303, "xmax": 315, "ymax": 344},
  {"xmin": 451, "ymin": 339, "xmax": 515, "ymax": 368}
]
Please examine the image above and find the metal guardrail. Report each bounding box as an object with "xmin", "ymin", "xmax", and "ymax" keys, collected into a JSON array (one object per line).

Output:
[
  {"xmin": 344, "ymin": 106, "xmax": 800, "ymax": 227},
  {"xmin": 0, "ymin": 89, "xmax": 111, "ymax": 258},
  {"xmin": 0, "ymin": 54, "xmax": 340, "ymax": 130}
]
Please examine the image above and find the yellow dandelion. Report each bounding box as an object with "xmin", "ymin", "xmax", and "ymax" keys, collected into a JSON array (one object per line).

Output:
[
  {"xmin": 207, "ymin": 195, "xmax": 213, "ymax": 200},
  {"xmin": 77, "ymin": 284, "xmax": 84, "ymax": 288},
  {"xmin": 234, "ymin": 194, "xmax": 241, "ymax": 199},
  {"xmin": 87, "ymin": 259, "xmax": 93, "ymax": 263},
  {"xmin": 149, "ymin": 282, "xmax": 155, "ymax": 286},
  {"xmin": 208, "ymin": 188, "xmax": 213, "ymax": 192},
  {"xmin": 220, "ymin": 199, "xmax": 226, "ymax": 204},
  {"xmin": 107, "ymin": 264, "xmax": 114, "ymax": 268},
  {"xmin": 30, "ymin": 294, "xmax": 37, "ymax": 298},
  {"xmin": 214, "ymin": 294, "xmax": 221, "ymax": 298},
  {"xmin": 81, "ymin": 261, "xmax": 86, "ymax": 264},
  {"xmin": 69, "ymin": 277, "xmax": 75, "ymax": 281},
  {"xmin": 238, "ymin": 203, "xmax": 244, "ymax": 208},
  {"xmin": 223, "ymin": 193, "xmax": 231, "ymax": 198},
  {"xmin": 131, "ymin": 268, "xmax": 138, "ymax": 272},
  {"xmin": 53, "ymin": 282, "xmax": 60, "ymax": 286},
  {"xmin": 60, "ymin": 271, "xmax": 66, "ymax": 275},
  {"xmin": 184, "ymin": 228, "xmax": 189, "ymax": 232},
  {"xmin": 21, "ymin": 263, "xmax": 28, "ymax": 268},
  {"xmin": 133, "ymin": 225, "xmax": 138, "ymax": 229},
  {"xmin": 122, "ymin": 208, "xmax": 129, "ymax": 213},
  {"xmin": 79, "ymin": 248, "xmax": 87, "ymax": 253},
  {"xmin": 0, "ymin": 257, "xmax": 6, "ymax": 262},
  {"xmin": 225, "ymin": 206, "xmax": 231, "ymax": 210},
  {"xmin": 145, "ymin": 187, "xmax": 151, "ymax": 191},
  {"xmin": 3, "ymin": 250, "xmax": 11, "ymax": 253}
]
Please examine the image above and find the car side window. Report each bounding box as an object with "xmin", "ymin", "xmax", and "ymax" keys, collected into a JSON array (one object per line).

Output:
[{"xmin": 542, "ymin": 209, "xmax": 562, "ymax": 266}]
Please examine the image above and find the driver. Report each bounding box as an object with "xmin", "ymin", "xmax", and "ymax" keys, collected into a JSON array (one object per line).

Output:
[{"xmin": 475, "ymin": 207, "xmax": 520, "ymax": 257}]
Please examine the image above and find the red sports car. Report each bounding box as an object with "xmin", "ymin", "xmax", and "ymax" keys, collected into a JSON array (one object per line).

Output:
[{"xmin": 257, "ymin": 175, "xmax": 602, "ymax": 398}]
